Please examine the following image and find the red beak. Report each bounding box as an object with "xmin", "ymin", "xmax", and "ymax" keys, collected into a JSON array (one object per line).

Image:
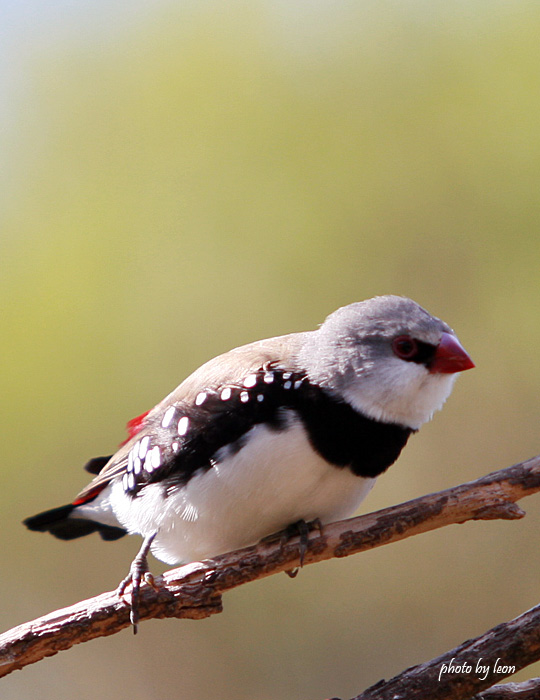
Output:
[{"xmin": 428, "ymin": 332, "xmax": 475, "ymax": 374}]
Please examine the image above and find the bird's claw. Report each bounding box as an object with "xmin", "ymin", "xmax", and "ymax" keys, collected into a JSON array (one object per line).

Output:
[
  {"xmin": 116, "ymin": 566, "xmax": 147, "ymax": 632},
  {"xmin": 117, "ymin": 533, "xmax": 158, "ymax": 633},
  {"xmin": 143, "ymin": 571, "xmax": 161, "ymax": 592},
  {"xmin": 262, "ymin": 518, "xmax": 324, "ymax": 577}
]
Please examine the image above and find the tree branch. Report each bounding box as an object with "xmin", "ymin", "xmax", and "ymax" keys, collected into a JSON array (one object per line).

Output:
[
  {"xmin": 2, "ymin": 454, "xmax": 540, "ymax": 685},
  {"xmin": 474, "ymin": 679, "xmax": 540, "ymax": 699},
  {"xmin": 352, "ymin": 603, "xmax": 540, "ymax": 699}
]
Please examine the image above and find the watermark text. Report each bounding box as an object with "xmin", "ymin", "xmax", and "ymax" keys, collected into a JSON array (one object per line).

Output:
[{"xmin": 438, "ymin": 657, "xmax": 516, "ymax": 682}]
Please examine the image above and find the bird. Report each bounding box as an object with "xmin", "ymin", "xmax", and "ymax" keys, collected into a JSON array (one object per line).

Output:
[{"xmin": 24, "ymin": 295, "xmax": 474, "ymax": 630}]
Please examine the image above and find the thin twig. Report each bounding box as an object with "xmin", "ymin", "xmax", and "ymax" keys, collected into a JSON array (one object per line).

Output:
[{"xmin": 1, "ymin": 454, "xmax": 540, "ymax": 683}]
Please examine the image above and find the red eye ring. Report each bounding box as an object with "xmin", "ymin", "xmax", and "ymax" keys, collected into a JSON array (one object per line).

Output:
[{"xmin": 392, "ymin": 335, "xmax": 418, "ymax": 360}]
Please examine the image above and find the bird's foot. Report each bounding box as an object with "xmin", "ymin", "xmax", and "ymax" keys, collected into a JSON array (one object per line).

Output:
[
  {"xmin": 262, "ymin": 518, "xmax": 323, "ymax": 577},
  {"xmin": 117, "ymin": 533, "xmax": 159, "ymax": 634}
]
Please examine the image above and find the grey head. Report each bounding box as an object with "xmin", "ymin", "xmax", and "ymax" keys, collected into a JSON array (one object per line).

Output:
[{"xmin": 297, "ymin": 295, "xmax": 470, "ymax": 430}]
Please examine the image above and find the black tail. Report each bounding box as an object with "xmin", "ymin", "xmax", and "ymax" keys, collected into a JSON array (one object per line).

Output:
[{"xmin": 23, "ymin": 504, "xmax": 127, "ymax": 542}]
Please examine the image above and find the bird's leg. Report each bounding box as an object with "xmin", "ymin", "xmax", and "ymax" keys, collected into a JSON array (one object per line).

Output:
[
  {"xmin": 261, "ymin": 518, "xmax": 323, "ymax": 578},
  {"xmin": 117, "ymin": 532, "xmax": 159, "ymax": 633}
]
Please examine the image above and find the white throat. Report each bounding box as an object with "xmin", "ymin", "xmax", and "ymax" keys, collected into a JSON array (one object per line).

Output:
[{"xmin": 342, "ymin": 361, "xmax": 458, "ymax": 430}]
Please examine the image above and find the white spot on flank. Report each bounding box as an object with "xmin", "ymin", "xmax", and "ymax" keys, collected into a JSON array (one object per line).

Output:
[
  {"xmin": 178, "ymin": 416, "xmax": 190, "ymax": 436},
  {"xmin": 127, "ymin": 472, "xmax": 136, "ymax": 490},
  {"xmin": 220, "ymin": 387, "xmax": 232, "ymax": 401},
  {"xmin": 263, "ymin": 372, "xmax": 274, "ymax": 384},
  {"xmin": 172, "ymin": 441, "xmax": 179, "ymax": 452},
  {"xmin": 240, "ymin": 391, "xmax": 249, "ymax": 403},
  {"xmin": 283, "ymin": 381, "xmax": 292, "ymax": 390},
  {"xmin": 243, "ymin": 374, "xmax": 257, "ymax": 388},
  {"xmin": 257, "ymin": 394, "xmax": 264, "ymax": 402},
  {"xmin": 138, "ymin": 436, "xmax": 150, "ymax": 459},
  {"xmin": 294, "ymin": 380, "xmax": 303, "ymax": 390},
  {"xmin": 133, "ymin": 458, "xmax": 142, "ymax": 475},
  {"xmin": 195, "ymin": 392, "xmax": 207, "ymax": 406},
  {"xmin": 127, "ymin": 450, "xmax": 134, "ymax": 472},
  {"xmin": 122, "ymin": 474, "xmax": 129, "ymax": 491},
  {"xmin": 161, "ymin": 406, "xmax": 176, "ymax": 428},
  {"xmin": 150, "ymin": 446, "xmax": 161, "ymax": 470},
  {"xmin": 283, "ymin": 372, "xmax": 292, "ymax": 380}
]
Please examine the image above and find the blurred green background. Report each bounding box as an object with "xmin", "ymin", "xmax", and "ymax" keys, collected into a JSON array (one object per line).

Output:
[{"xmin": 2, "ymin": 1, "xmax": 540, "ymax": 698}]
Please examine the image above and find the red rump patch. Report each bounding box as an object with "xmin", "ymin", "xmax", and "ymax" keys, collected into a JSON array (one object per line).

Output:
[
  {"xmin": 72, "ymin": 485, "xmax": 106, "ymax": 506},
  {"xmin": 121, "ymin": 409, "xmax": 151, "ymax": 446},
  {"xmin": 72, "ymin": 409, "xmax": 151, "ymax": 506}
]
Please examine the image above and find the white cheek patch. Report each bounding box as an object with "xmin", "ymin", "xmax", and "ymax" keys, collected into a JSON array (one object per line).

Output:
[{"xmin": 343, "ymin": 359, "xmax": 458, "ymax": 429}]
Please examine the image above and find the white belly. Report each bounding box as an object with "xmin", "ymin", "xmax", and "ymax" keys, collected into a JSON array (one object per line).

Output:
[{"xmin": 99, "ymin": 417, "xmax": 375, "ymax": 565}]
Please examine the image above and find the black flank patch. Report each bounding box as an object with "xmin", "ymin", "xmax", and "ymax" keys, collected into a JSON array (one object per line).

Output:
[{"xmin": 119, "ymin": 366, "xmax": 414, "ymax": 498}]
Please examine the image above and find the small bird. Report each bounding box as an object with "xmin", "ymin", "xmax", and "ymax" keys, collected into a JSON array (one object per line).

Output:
[{"xmin": 24, "ymin": 296, "xmax": 474, "ymax": 629}]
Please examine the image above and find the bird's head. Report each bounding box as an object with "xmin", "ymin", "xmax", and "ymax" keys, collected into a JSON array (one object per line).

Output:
[{"xmin": 299, "ymin": 295, "xmax": 474, "ymax": 430}]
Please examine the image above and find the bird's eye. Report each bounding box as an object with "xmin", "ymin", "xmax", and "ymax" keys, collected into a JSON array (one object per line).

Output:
[{"xmin": 392, "ymin": 335, "xmax": 419, "ymax": 360}]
